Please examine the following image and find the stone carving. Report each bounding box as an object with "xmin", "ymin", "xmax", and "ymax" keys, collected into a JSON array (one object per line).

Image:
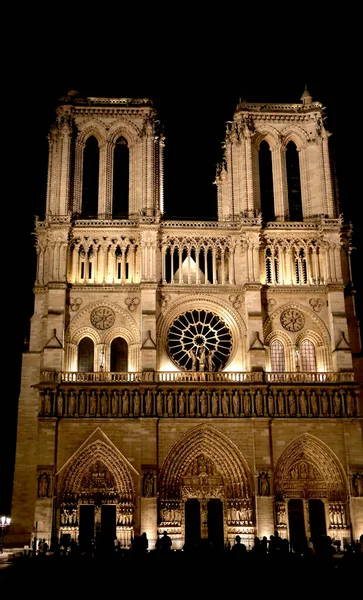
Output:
[
  {"xmin": 222, "ymin": 391, "xmax": 229, "ymax": 416},
  {"xmin": 79, "ymin": 391, "xmax": 86, "ymax": 415},
  {"xmin": 178, "ymin": 390, "xmax": 186, "ymax": 415},
  {"xmin": 122, "ymin": 391, "xmax": 129, "ymax": 416},
  {"xmin": 89, "ymin": 391, "xmax": 97, "ymax": 415},
  {"xmin": 233, "ymin": 391, "xmax": 240, "ymax": 416},
  {"xmin": 353, "ymin": 472, "xmax": 363, "ymax": 497},
  {"xmin": 143, "ymin": 471, "xmax": 154, "ymax": 497},
  {"xmin": 288, "ymin": 390, "xmax": 296, "ymax": 416},
  {"xmin": 346, "ymin": 391, "xmax": 355, "ymax": 417},
  {"xmin": 268, "ymin": 391, "xmax": 274, "ymax": 415},
  {"xmin": 57, "ymin": 391, "xmax": 63, "ymax": 416},
  {"xmin": 333, "ymin": 391, "xmax": 341, "ymax": 416},
  {"xmin": 258, "ymin": 472, "xmax": 270, "ymax": 496},
  {"xmin": 167, "ymin": 391, "xmax": 174, "ymax": 416},
  {"xmin": 309, "ymin": 298, "xmax": 324, "ymax": 312},
  {"xmin": 321, "ymin": 391, "xmax": 329, "ymax": 416},
  {"xmin": 125, "ymin": 296, "xmax": 140, "ymax": 311},
  {"xmin": 310, "ymin": 390, "xmax": 318, "ymax": 415},
  {"xmin": 299, "ymin": 390, "xmax": 307, "ymax": 416},
  {"xmin": 111, "ymin": 391, "xmax": 118, "ymax": 416},
  {"xmin": 145, "ymin": 390, "xmax": 152, "ymax": 415},
  {"xmin": 243, "ymin": 391, "xmax": 251, "ymax": 416},
  {"xmin": 189, "ymin": 391, "xmax": 196, "ymax": 416},
  {"xmin": 200, "ymin": 391, "xmax": 207, "ymax": 416},
  {"xmin": 134, "ymin": 391, "xmax": 141, "ymax": 416},
  {"xmin": 157, "ymin": 392, "xmax": 163, "ymax": 416},
  {"xmin": 255, "ymin": 390, "xmax": 263, "ymax": 416},
  {"xmin": 229, "ymin": 294, "xmax": 242, "ymax": 309},
  {"xmin": 100, "ymin": 391, "xmax": 108, "ymax": 416},
  {"xmin": 38, "ymin": 472, "xmax": 50, "ymax": 498},
  {"xmin": 211, "ymin": 391, "xmax": 219, "ymax": 416},
  {"xmin": 70, "ymin": 297, "xmax": 82, "ymax": 311}
]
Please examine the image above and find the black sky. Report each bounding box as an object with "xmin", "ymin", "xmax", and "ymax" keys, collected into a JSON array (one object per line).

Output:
[{"xmin": 3, "ymin": 71, "xmax": 362, "ymax": 514}]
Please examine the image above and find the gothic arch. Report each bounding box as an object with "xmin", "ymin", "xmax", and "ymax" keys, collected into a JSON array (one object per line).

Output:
[
  {"xmin": 252, "ymin": 125, "xmax": 281, "ymax": 151},
  {"xmin": 264, "ymin": 301, "xmax": 331, "ymax": 346},
  {"xmin": 58, "ymin": 434, "xmax": 136, "ymax": 502},
  {"xmin": 281, "ymin": 126, "xmax": 308, "ymax": 151},
  {"xmin": 76, "ymin": 120, "xmax": 107, "ymax": 146},
  {"xmin": 107, "ymin": 120, "xmax": 142, "ymax": 148},
  {"xmin": 159, "ymin": 423, "xmax": 253, "ymax": 501},
  {"xmin": 65, "ymin": 300, "xmax": 140, "ymax": 345},
  {"xmin": 274, "ymin": 433, "xmax": 348, "ymax": 501}
]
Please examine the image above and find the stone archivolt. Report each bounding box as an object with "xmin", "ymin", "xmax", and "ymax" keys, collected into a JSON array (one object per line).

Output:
[{"xmin": 274, "ymin": 434, "xmax": 347, "ymax": 501}]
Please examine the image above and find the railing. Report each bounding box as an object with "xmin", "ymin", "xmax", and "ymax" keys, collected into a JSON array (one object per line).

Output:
[{"xmin": 40, "ymin": 370, "xmax": 355, "ymax": 385}]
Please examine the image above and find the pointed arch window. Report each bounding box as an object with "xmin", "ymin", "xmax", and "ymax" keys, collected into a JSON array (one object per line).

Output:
[
  {"xmin": 78, "ymin": 337, "xmax": 94, "ymax": 372},
  {"xmin": 112, "ymin": 136, "xmax": 129, "ymax": 218},
  {"xmin": 259, "ymin": 140, "xmax": 275, "ymax": 222},
  {"xmin": 295, "ymin": 248, "xmax": 308, "ymax": 284},
  {"xmin": 300, "ymin": 339, "xmax": 316, "ymax": 372},
  {"xmin": 270, "ymin": 340, "xmax": 285, "ymax": 372},
  {"xmin": 286, "ymin": 141, "xmax": 303, "ymax": 221},
  {"xmin": 82, "ymin": 136, "xmax": 99, "ymax": 218},
  {"xmin": 265, "ymin": 247, "xmax": 280, "ymax": 284},
  {"xmin": 111, "ymin": 337, "xmax": 128, "ymax": 372}
]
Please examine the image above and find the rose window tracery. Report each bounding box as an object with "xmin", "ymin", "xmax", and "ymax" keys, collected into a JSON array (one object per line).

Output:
[{"xmin": 167, "ymin": 309, "xmax": 233, "ymax": 371}]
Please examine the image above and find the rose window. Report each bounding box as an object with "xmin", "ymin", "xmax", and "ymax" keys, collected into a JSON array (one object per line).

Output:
[{"xmin": 167, "ymin": 309, "xmax": 233, "ymax": 371}]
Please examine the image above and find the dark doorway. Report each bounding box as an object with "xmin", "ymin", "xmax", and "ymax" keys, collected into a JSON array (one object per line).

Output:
[
  {"xmin": 309, "ymin": 499, "xmax": 326, "ymax": 544},
  {"xmin": 207, "ymin": 499, "xmax": 224, "ymax": 552},
  {"xmin": 288, "ymin": 499, "xmax": 306, "ymax": 554},
  {"xmin": 185, "ymin": 499, "xmax": 201, "ymax": 549},
  {"xmin": 99, "ymin": 505, "xmax": 116, "ymax": 555},
  {"xmin": 79, "ymin": 505, "xmax": 95, "ymax": 552},
  {"xmin": 111, "ymin": 337, "xmax": 128, "ymax": 372}
]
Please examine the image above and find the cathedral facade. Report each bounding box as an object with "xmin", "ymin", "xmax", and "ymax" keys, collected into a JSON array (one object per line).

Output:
[{"xmin": 9, "ymin": 88, "xmax": 363, "ymax": 552}]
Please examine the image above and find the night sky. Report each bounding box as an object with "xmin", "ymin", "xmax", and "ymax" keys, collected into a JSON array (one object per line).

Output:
[{"xmin": 3, "ymin": 70, "xmax": 362, "ymax": 515}]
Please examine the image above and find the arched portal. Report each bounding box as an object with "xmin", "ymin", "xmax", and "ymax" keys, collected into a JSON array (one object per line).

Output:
[
  {"xmin": 58, "ymin": 437, "xmax": 136, "ymax": 551},
  {"xmin": 274, "ymin": 433, "xmax": 349, "ymax": 549},
  {"xmin": 158, "ymin": 424, "xmax": 254, "ymax": 549}
]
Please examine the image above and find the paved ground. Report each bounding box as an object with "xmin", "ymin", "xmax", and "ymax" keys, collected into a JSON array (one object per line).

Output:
[{"xmin": 1, "ymin": 549, "xmax": 361, "ymax": 594}]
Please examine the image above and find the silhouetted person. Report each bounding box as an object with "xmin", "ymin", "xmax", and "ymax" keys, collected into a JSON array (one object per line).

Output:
[
  {"xmin": 159, "ymin": 530, "xmax": 172, "ymax": 553},
  {"xmin": 231, "ymin": 535, "xmax": 247, "ymax": 556}
]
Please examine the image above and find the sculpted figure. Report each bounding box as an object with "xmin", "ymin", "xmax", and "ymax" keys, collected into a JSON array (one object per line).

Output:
[
  {"xmin": 200, "ymin": 391, "xmax": 207, "ymax": 416},
  {"xmin": 111, "ymin": 391, "xmax": 118, "ymax": 416},
  {"xmin": 222, "ymin": 391, "xmax": 229, "ymax": 416},
  {"xmin": 101, "ymin": 391, "xmax": 108, "ymax": 415},
  {"xmin": 122, "ymin": 391, "xmax": 129, "ymax": 416},
  {"xmin": 145, "ymin": 390, "xmax": 152, "ymax": 415},
  {"xmin": 178, "ymin": 391, "xmax": 186, "ymax": 415},
  {"xmin": 79, "ymin": 391, "xmax": 86, "ymax": 415},
  {"xmin": 299, "ymin": 391, "xmax": 307, "ymax": 416},
  {"xmin": 255, "ymin": 390, "xmax": 263, "ymax": 416},
  {"xmin": 167, "ymin": 391, "xmax": 174, "ymax": 416},
  {"xmin": 243, "ymin": 391, "xmax": 250, "ymax": 416},
  {"xmin": 321, "ymin": 391, "xmax": 329, "ymax": 416},
  {"xmin": 288, "ymin": 391, "xmax": 296, "ymax": 415},
  {"xmin": 268, "ymin": 392, "xmax": 274, "ymax": 415},
  {"xmin": 310, "ymin": 390, "xmax": 318, "ymax": 416},
  {"xmin": 157, "ymin": 392, "xmax": 163, "ymax": 416},
  {"xmin": 90, "ymin": 391, "xmax": 97, "ymax": 415},
  {"xmin": 211, "ymin": 391, "xmax": 219, "ymax": 416},
  {"xmin": 346, "ymin": 390, "xmax": 354, "ymax": 416},
  {"xmin": 134, "ymin": 391, "xmax": 141, "ymax": 416},
  {"xmin": 189, "ymin": 391, "xmax": 196, "ymax": 416},
  {"xmin": 233, "ymin": 391, "xmax": 240, "ymax": 416},
  {"xmin": 57, "ymin": 391, "xmax": 63, "ymax": 416},
  {"xmin": 333, "ymin": 391, "xmax": 341, "ymax": 416}
]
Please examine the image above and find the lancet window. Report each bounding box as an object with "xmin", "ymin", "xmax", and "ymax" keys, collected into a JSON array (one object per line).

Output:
[
  {"xmin": 78, "ymin": 337, "xmax": 94, "ymax": 372},
  {"xmin": 270, "ymin": 340, "xmax": 286, "ymax": 372},
  {"xmin": 300, "ymin": 339, "xmax": 317, "ymax": 372}
]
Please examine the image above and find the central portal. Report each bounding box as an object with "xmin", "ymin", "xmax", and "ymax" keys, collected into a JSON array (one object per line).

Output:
[{"xmin": 184, "ymin": 498, "xmax": 224, "ymax": 551}]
